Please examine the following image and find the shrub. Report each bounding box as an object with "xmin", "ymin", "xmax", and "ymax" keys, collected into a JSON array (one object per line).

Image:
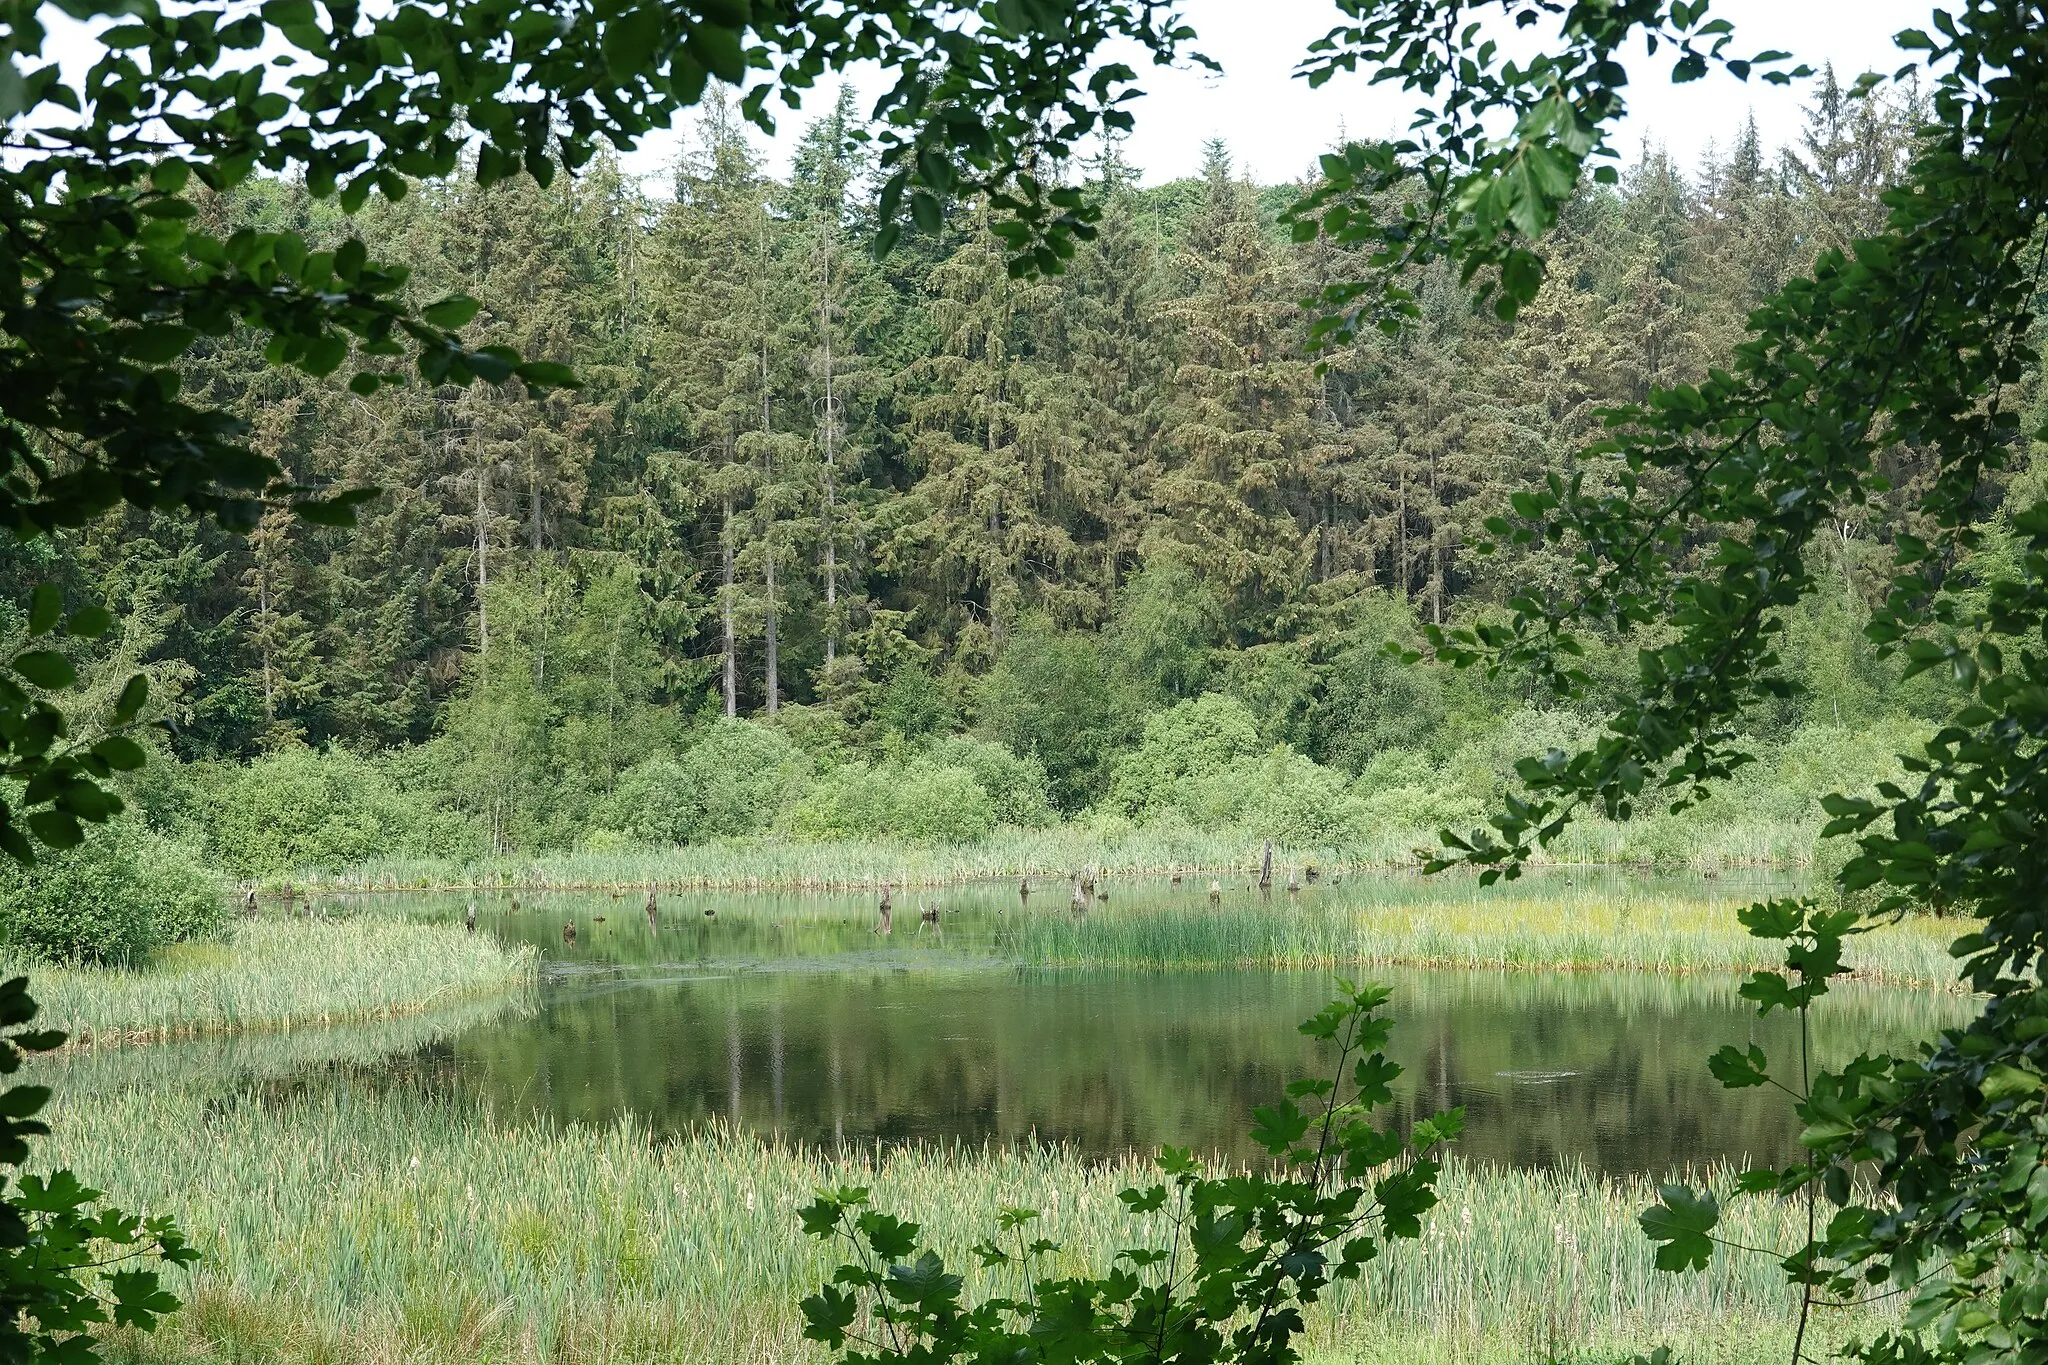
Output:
[
  {"xmin": 1110, "ymin": 693, "xmax": 1263, "ymax": 816},
  {"xmin": 1344, "ymin": 747, "xmax": 1487, "ymax": 837},
  {"xmin": 889, "ymin": 763, "xmax": 997, "ymax": 843},
  {"xmin": 198, "ymin": 745, "xmax": 464, "ymax": 876},
  {"xmin": 0, "ymin": 825, "xmax": 223, "ymax": 966},
  {"xmin": 587, "ymin": 755, "xmax": 698, "ymax": 846},
  {"xmin": 680, "ymin": 720, "xmax": 810, "ymax": 838},
  {"xmin": 1237, "ymin": 747, "xmax": 1355, "ymax": 846},
  {"xmin": 585, "ymin": 722, "xmax": 811, "ymax": 847},
  {"xmin": 976, "ymin": 619, "xmax": 1137, "ymax": 813},
  {"xmin": 1105, "ymin": 556, "xmax": 1221, "ymax": 706},
  {"xmin": 786, "ymin": 763, "xmax": 893, "ymax": 841},
  {"xmin": 922, "ymin": 736, "xmax": 1053, "ymax": 827},
  {"xmin": 788, "ymin": 757, "xmax": 999, "ymax": 844}
]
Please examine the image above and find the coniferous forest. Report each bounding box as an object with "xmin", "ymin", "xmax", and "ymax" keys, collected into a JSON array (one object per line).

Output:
[{"xmin": 9, "ymin": 75, "xmax": 1994, "ymax": 876}]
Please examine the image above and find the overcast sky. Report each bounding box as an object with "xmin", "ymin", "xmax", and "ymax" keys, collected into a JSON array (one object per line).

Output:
[
  {"xmin": 37, "ymin": 0, "xmax": 1947, "ymax": 192},
  {"xmin": 618, "ymin": 0, "xmax": 1947, "ymax": 189}
]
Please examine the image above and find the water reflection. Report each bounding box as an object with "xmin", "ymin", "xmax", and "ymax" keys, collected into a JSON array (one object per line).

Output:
[
  {"xmin": 254, "ymin": 874, "xmax": 1972, "ymax": 1176},
  {"xmin": 426, "ymin": 953, "xmax": 1965, "ymax": 1175}
]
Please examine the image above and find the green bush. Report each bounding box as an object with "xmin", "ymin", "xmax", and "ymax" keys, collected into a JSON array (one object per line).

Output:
[
  {"xmin": 680, "ymin": 720, "xmax": 810, "ymax": 838},
  {"xmin": 889, "ymin": 763, "xmax": 997, "ymax": 843},
  {"xmin": 922, "ymin": 736, "xmax": 1053, "ymax": 827},
  {"xmin": 586, "ymin": 721, "xmax": 811, "ymax": 847},
  {"xmin": 587, "ymin": 755, "xmax": 698, "ymax": 846},
  {"xmin": 786, "ymin": 763, "xmax": 892, "ymax": 841},
  {"xmin": 1237, "ymin": 748, "xmax": 1355, "ymax": 846},
  {"xmin": 0, "ymin": 825, "xmax": 223, "ymax": 965},
  {"xmin": 198, "ymin": 745, "xmax": 465, "ymax": 876},
  {"xmin": 788, "ymin": 757, "xmax": 999, "ymax": 844},
  {"xmin": 976, "ymin": 619, "xmax": 1137, "ymax": 812},
  {"xmin": 1110, "ymin": 693, "xmax": 1263, "ymax": 816}
]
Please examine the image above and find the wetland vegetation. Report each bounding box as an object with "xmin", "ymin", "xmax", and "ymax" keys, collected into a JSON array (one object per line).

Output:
[{"xmin": 20, "ymin": 877, "xmax": 1976, "ymax": 1365}]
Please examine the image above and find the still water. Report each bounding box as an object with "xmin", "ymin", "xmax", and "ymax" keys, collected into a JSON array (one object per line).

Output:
[{"xmin": 325, "ymin": 874, "xmax": 1973, "ymax": 1177}]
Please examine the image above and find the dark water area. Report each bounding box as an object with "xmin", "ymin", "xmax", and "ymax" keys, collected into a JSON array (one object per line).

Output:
[{"xmin": 335, "ymin": 874, "xmax": 1969, "ymax": 1177}]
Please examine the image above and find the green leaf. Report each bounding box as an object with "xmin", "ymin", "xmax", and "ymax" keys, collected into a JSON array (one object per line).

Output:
[
  {"xmin": 123, "ymin": 324, "xmax": 196, "ymax": 363},
  {"xmin": 420, "ymin": 293, "xmax": 480, "ymax": 330},
  {"xmin": 12, "ymin": 651, "xmax": 75, "ymax": 690},
  {"xmin": 1640, "ymin": 1184, "xmax": 1718, "ymax": 1272},
  {"xmin": 25, "ymin": 810, "xmax": 82, "ymax": 850},
  {"xmin": 603, "ymin": 8, "xmax": 663, "ymax": 78},
  {"xmin": 63, "ymin": 605, "xmax": 112, "ymax": 638},
  {"xmin": 91, "ymin": 737, "xmax": 147, "ymax": 772},
  {"xmin": 1249, "ymin": 1098, "xmax": 1311, "ymax": 1154},
  {"xmin": 27, "ymin": 584, "xmax": 60, "ymax": 636},
  {"xmin": 292, "ymin": 487, "xmax": 381, "ymax": 527},
  {"xmin": 113, "ymin": 674, "xmax": 150, "ymax": 722},
  {"xmin": 1981, "ymin": 1064, "xmax": 2042, "ymax": 1103}
]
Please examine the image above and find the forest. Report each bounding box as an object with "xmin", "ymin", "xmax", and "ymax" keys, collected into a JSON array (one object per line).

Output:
[{"xmin": 5, "ymin": 69, "xmax": 1990, "ymax": 887}]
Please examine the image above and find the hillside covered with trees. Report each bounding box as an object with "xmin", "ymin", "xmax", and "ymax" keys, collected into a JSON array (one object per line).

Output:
[{"xmin": 10, "ymin": 74, "xmax": 2010, "ymax": 876}]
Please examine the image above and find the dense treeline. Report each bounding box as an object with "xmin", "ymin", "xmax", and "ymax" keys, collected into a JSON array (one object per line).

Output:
[{"xmin": 8, "ymin": 74, "xmax": 2026, "ymax": 876}]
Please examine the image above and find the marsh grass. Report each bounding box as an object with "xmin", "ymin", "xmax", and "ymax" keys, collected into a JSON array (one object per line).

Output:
[
  {"xmin": 264, "ymin": 814, "xmax": 1827, "ymax": 895},
  {"xmin": 14, "ymin": 919, "xmax": 536, "ymax": 1043},
  {"xmin": 51, "ymin": 1076, "xmax": 1873, "ymax": 1365},
  {"xmin": 1017, "ymin": 884, "xmax": 1963, "ymax": 987},
  {"xmin": 277, "ymin": 825, "xmax": 1407, "ymax": 894}
]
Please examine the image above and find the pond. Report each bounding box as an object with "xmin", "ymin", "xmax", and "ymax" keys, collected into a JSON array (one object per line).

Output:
[{"xmin": 283, "ymin": 871, "xmax": 1969, "ymax": 1177}]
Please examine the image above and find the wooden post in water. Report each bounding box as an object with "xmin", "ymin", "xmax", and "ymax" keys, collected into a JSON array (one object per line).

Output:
[{"xmin": 1259, "ymin": 840, "xmax": 1273, "ymax": 894}]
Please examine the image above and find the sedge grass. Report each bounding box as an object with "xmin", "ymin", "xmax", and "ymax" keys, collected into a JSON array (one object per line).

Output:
[
  {"xmin": 46, "ymin": 1072, "xmax": 1879, "ymax": 1365},
  {"xmin": 262, "ymin": 814, "xmax": 1831, "ymax": 896},
  {"xmin": 272, "ymin": 825, "xmax": 1407, "ymax": 895},
  {"xmin": 1017, "ymin": 883, "xmax": 1963, "ymax": 987},
  {"xmin": 13, "ymin": 919, "xmax": 536, "ymax": 1044}
]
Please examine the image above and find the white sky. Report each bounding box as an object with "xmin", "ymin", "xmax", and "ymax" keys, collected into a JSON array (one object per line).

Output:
[
  {"xmin": 619, "ymin": 0, "xmax": 1948, "ymax": 189},
  {"xmin": 35, "ymin": 0, "xmax": 1948, "ymax": 192}
]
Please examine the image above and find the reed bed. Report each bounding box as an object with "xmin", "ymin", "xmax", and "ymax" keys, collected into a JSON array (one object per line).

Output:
[
  {"xmin": 49, "ymin": 1077, "xmax": 1872, "ymax": 1365},
  {"xmin": 1018, "ymin": 888, "xmax": 1963, "ymax": 987},
  {"xmin": 13, "ymin": 919, "xmax": 537, "ymax": 1044},
  {"xmin": 253, "ymin": 817, "xmax": 1823, "ymax": 897},
  {"xmin": 261, "ymin": 826, "xmax": 1412, "ymax": 895}
]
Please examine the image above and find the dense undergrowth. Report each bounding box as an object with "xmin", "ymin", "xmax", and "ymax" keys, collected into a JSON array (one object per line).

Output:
[{"xmin": 107, "ymin": 661, "xmax": 1924, "ymax": 888}]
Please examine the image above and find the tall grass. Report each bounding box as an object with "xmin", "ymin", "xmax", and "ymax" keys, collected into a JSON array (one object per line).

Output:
[
  {"xmin": 1017, "ymin": 884, "xmax": 1964, "ymax": 987},
  {"xmin": 50, "ymin": 1075, "xmax": 1874, "ymax": 1365},
  {"xmin": 268, "ymin": 825, "xmax": 1408, "ymax": 894},
  {"xmin": 259, "ymin": 816, "xmax": 1833, "ymax": 895},
  {"xmin": 14, "ymin": 919, "xmax": 536, "ymax": 1043}
]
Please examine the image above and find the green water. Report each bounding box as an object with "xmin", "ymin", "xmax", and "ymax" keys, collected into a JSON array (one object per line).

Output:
[{"xmin": 277, "ymin": 871, "xmax": 1970, "ymax": 1177}]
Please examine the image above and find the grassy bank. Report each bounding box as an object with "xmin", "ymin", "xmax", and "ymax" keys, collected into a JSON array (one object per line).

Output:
[
  {"xmin": 15, "ymin": 919, "xmax": 537, "ymax": 1044},
  {"xmin": 1017, "ymin": 884, "xmax": 1962, "ymax": 987},
  {"xmin": 50, "ymin": 1073, "xmax": 1869, "ymax": 1365},
  {"xmin": 256, "ymin": 814, "xmax": 1840, "ymax": 896},
  {"xmin": 263, "ymin": 826, "xmax": 1413, "ymax": 894}
]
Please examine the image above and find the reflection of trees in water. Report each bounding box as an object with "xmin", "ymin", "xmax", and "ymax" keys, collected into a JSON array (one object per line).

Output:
[
  {"xmin": 444, "ymin": 964, "xmax": 1973, "ymax": 1177},
  {"xmin": 39, "ymin": 991, "xmax": 532, "ymax": 1108}
]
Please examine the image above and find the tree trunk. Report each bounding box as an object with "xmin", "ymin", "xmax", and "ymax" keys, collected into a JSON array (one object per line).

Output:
[
  {"xmin": 762, "ymin": 334, "xmax": 778, "ymax": 715},
  {"xmin": 474, "ymin": 458, "xmax": 490, "ymax": 658},
  {"xmin": 722, "ymin": 493, "xmax": 736, "ymax": 718}
]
